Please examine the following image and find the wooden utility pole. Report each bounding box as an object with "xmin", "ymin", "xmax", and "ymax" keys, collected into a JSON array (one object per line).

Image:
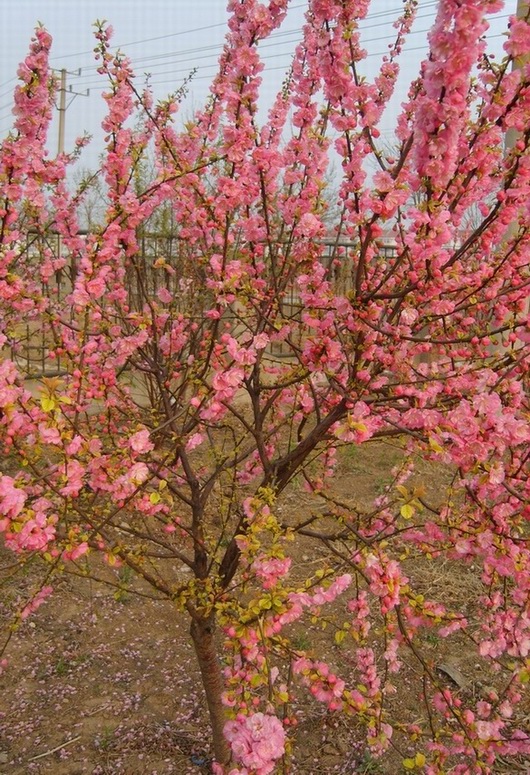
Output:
[
  {"xmin": 57, "ymin": 69, "xmax": 67, "ymax": 156},
  {"xmin": 507, "ymin": 0, "xmax": 530, "ymax": 330},
  {"xmin": 514, "ymin": 0, "xmax": 529, "ymax": 74},
  {"xmin": 53, "ymin": 68, "xmax": 88, "ymax": 296},
  {"xmin": 53, "ymin": 68, "xmax": 88, "ymax": 157},
  {"xmin": 506, "ymin": 0, "xmax": 530, "ymax": 152},
  {"xmin": 516, "ymin": 0, "xmax": 529, "ymax": 20}
]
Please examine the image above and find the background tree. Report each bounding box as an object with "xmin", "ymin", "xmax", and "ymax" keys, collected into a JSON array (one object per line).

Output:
[{"xmin": 1, "ymin": 2, "xmax": 530, "ymax": 773}]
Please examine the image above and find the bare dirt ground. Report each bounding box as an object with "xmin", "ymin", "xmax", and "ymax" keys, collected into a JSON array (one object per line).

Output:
[{"xmin": 0, "ymin": 442, "xmax": 528, "ymax": 774}]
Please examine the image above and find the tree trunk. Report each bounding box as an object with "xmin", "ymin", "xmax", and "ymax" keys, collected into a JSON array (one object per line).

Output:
[{"xmin": 190, "ymin": 612, "xmax": 230, "ymax": 767}]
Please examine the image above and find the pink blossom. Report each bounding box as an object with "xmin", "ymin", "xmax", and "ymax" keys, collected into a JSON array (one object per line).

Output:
[
  {"xmin": 185, "ymin": 432, "xmax": 204, "ymax": 451},
  {"xmin": 127, "ymin": 462, "xmax": 149, "ymax": 485},
  {"xmin": 226, "ymin": 337, "xmax": 257, "ymax": 366},
  {"xmin": 224, "ymin": 713, "xmax": 285, "ymax": 774},
  {"xmin": 212, "ymin": 367, "xmax": 244, "ymax": 399},
  {"xmin": 20, "ymin": 585, "xmax": 53, "ymax": 620},
  {"xmin": 0, "ymin": 476, "xmax": 26, "ymax": 520},
  {"xmin": 252, "ymin": 556, "xmax": 291, "ymax": 589},
  {"xmin": 297, "ymin": 212, "xmax": 323, "ymax": 237},
  {"xmin": 66, "ymin": 435, "xmax": 83, "ymax": 455},
  {"xmin": 157, "ymin": 287, "xmax": 173, "ymax": 304},
  {"xmin": 383, "ymin": 638, "xmax": 401, "ymax": 673},
  {"xmin": 292, "ymin": 656, "xmax": 346, "ymax": 709},
  {"xmin": 200, "ymin": 400, "xmax": 227, "ymax": 422},
  {"xmin": 253, "ymin": 332, "xmax": 269, "ymax": 350},
  {"xmin": 129, "ymin": 429, "xmax": 154, "ymax": 454},
  {"xmin": 475, "ymin": 719, "xmax": 503, "ymax": 741},
  {"xmin": 63, "ymin": 541, "xmax": 89, "ymax": 562},
  {"xmin": 39, "ymin": 425, "xmax": 62, "ymax": 445},
  {"xmin": 13, "ymin": 511, "xmax": 57, "ymax": 552},
  {"xmin": 59, "ymin": 460, "xmax": 85, "ymax": 497}
]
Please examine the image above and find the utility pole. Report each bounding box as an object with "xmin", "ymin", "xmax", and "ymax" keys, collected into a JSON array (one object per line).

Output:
[
  {"xmin": 505, "ymin": 1, "xmax": 530, "ymax": 153},
  {"xmin": 516, "ymin": 0, "xmax": 529, "ymax": 20},
  {"xmin": 505, "ymin": 0, "xmax": 530, "ymax": 333},
  {"xmin": 57, "ymin": 69, "xmax": 67, "ymax": 156},
  {"xmin": 53, "ymin": 68, "xmax": 89, "ymax": 156},
  {"xmin": 52, "ymin": 69, "xmax": 89, "ymax": 295}
]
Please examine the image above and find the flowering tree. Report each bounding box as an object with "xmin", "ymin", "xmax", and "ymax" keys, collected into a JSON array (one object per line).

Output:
[{"xmin": 1, "ymin": 1, "xmax": 530, "ymax": 773}]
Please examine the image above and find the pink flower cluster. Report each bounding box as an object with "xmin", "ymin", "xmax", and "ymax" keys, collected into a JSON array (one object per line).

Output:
[
  {"xmin": 265, "ymin": 573, "xmax": 352, "ymax": 632},
  {"xmin": 128, "ymin": 428, "xmax": 154, "ymax": 454},
  {"xmin": 252, "ymin": 556, "xmax": 291, "ymax": 589},
  {"xmin": 288, "ymin": 572, "xmax": 352, "ymax": 609},
  {"xmin": 292, "ymin": 656, "xmax": 346, "ymax": 710},
  {"xmin": 223, "ymin": 712, "xmax": 285, "ymax": 775},
  {"xmin": 0, "ymin": 475, "xmax": 26, "ymax": 521},
  {"xmin": 363, "ymin": 554, "xmax": 408, "ymax": 614},
  {"xmin": 0, "ymin": 479, "xmax": 57, "ymax": 553},
  {"xmin": 20, "ymin": 585, "xmax": 53, "ymax": 620}
]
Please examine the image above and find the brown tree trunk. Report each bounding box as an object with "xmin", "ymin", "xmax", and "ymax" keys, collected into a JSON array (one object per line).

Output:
[{"xmin": 190, "ymin": 612, "xmax": 230, "ymax": 767}]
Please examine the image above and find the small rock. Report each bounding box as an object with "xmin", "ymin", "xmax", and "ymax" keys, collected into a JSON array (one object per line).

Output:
[
  {"xmin": 436, "ymin": 662, "xmax": 467, "ymax": 689},
  {"xmin": 321, "ymin": 753, "xmax": 342, "ymax": 767},
  {"xmin": 335, "ymin": 738, "xmax": 349, "ymax": 755},
  {"xmin": 0, "ymin": 752, "xmax": 9, "ymax": 764}
]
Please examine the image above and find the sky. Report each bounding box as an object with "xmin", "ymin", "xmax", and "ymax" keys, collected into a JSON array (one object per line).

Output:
[{"xmin": 0, "ymin": 0, "xmax": 517, "ymax": 171}]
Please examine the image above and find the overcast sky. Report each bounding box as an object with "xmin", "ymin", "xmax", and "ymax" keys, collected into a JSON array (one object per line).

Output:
[{"xmin": 0, "ymin": 1, "xmax": 515, "ymax": 170}]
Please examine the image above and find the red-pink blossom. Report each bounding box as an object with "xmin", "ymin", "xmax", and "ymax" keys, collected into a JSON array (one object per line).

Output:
[{"xmin": 224, "ymin": 712, "xmax": 285, "ymax": 774}]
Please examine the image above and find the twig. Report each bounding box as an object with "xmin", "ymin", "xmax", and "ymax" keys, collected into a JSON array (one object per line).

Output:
[
  {"xmin": 84, "ymin": 702, "xmax": 111, "ymax": 717},
  {"xmin": 28, "ymin": 735, "xmax": 81, "ymax": 761}
]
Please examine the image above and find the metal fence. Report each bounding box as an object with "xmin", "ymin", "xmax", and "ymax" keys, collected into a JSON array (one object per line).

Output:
[{"xmin": 6, "ymin": 233, "xmax": 396, "ymax": 376}]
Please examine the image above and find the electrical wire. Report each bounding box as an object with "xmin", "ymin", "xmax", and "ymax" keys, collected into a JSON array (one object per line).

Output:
[
  {"xmin": 64, "ymin": 30, "xmax": 509, "ymax": 97},
  {"xmin": 0, "ymin": 2, "xmax": 508, "ymax": 96},
  {"xmin": 44, "ymin": 1, "xmax": 310, "ymax": 65},
  {"xmin": 0, "ymin": 4, "xmax": 512, "ymax": 136},
  {"xmin": 69, "ymin": 11, "xmax": 443, "ymax": 87},
  {"xmin": 66, "ymin": 8, "xmax": 512, "ymax": 90}
]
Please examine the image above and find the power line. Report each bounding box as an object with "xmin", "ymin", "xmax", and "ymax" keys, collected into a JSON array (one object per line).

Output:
[
  {"xmin": 0, "ymin": 5, "xmax": 512, "ymax": 135},
  {"xmin": 46, "ymin": 2, "xmax": 309, "ymax": 65},
  {"xmin": 69, "ymin": 10, "xmax": 443, "ymax": 87},
  {"xmin": 74, "ymin": 30, "xmax": 508, "ymax": 95},
  {"xmin": 72, "ymin": 16, "xmax": 511, "ymax": 93},
  {"xmin": 64, "ymin": 7, "xmax": 512, "ymax": 89},
  {"xmin": 0, "ymin": 2, "xmax": 507, "ymax": 98},
  {"xmin": 0, "ymin": 77, "xmax": 17, "ymax": 95},
  {"xmin": 48, "ymin": 21, "xmax": 228, "ymax": 64},
  {"xmin": 44, "ymin": 1, "xmax": 434, "ymax": 71},
  {"xmin": 72, "ymin": 27, "xmax": 306, "ymax": 82},
  {"xmin": 0, "ymin": 0, "xmax": 505, "ymax": 88}
]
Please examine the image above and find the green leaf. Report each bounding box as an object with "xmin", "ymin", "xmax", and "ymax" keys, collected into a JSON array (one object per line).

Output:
[
  {"xmin": 400, "ymin": 503, "xmax": 415, "ymax": 520},
  {"xmin": 40, "ymin": 396, "xmax": 57, "ymax": 412},
  {"xmin": 428, "ymin": 437, "xmax": 443, "ymax": 453}
]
